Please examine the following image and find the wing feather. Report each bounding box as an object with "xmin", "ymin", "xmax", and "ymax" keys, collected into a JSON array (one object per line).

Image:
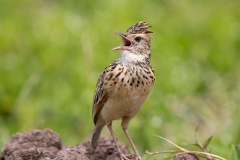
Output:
[{"xmin": 92, "ymin": 60, "xmax": 120, "ymax": 124}]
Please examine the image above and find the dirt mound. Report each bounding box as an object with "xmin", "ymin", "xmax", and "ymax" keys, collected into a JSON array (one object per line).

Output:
[
  {"xmin": 0, "ymin": 129, "xmax": 130, "ymax": 160},
  {"xmin": 0, "ymin": 129, "xmax": 198, "ymax": 160}
]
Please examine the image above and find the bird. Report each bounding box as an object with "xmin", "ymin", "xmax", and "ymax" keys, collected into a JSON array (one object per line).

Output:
[{"xmin": 91, "ymin": 21, "xmax": 155, "ymax": 160}]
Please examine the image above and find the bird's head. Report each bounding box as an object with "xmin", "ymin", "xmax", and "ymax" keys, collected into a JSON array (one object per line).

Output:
[{"xmin": 112, "ymin": 21, "xmax": 153, "ymax": 57}]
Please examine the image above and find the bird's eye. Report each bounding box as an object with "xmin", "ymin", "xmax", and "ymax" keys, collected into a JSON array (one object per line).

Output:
[{"xmin": 134, "ymin": 37, "xmax": 141, "ymax": 42}]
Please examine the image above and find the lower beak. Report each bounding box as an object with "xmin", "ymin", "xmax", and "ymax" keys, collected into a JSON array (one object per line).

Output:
[
  {"xmin": 112, "ymin": 46, "xmax": 128, "ymax": 51},
  {"xmin": 112, "ymin": 32, "xmax": 131, "ymax": 51}
]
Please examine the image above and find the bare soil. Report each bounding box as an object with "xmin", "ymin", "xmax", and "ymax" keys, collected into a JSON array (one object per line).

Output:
[{"xmin": 0, "ymin": 129, "xmax": 199, "ymax": 160}]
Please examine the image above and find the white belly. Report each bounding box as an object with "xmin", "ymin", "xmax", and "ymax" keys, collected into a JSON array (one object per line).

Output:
[{"xmin": 100, "ymin": 82, "xmax": 153, "ymax": 124}]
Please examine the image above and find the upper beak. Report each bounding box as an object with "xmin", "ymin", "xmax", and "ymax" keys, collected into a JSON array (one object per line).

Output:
[{"xmin": 112, "ymin": 32, "xmax": 132, "ymax": 51}]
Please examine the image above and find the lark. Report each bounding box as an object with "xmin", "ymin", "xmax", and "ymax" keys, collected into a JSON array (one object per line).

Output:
[{"xmin": 91, "ymin": 21, "xmax": 155, "ymax": 160}]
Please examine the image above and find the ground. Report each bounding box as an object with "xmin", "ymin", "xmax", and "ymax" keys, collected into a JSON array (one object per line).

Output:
[{"xmin": 0, "ymin": 129, "xmax": 199, "ymax": 160}]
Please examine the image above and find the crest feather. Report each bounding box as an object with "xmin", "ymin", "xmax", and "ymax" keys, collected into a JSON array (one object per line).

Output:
[{"xmin": 125, "ymin": 21, "xmax": 153, "ymax": 35}]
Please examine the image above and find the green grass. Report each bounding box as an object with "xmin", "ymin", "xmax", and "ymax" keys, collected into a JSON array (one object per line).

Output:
[{"xmin": 0, "ymin": 0, "xmax": 240, "ymax": 159}]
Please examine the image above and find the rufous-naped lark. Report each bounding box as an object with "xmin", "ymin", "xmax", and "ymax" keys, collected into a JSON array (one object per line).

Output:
[{"xmin": 91, "ymin": 21, "xmax": 155, "ymax": 160}]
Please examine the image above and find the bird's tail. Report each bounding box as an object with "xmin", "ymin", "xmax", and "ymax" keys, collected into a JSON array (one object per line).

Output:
[{"xmin": 91, "ymin": 125, "xmax": 104, "ymax": 149}]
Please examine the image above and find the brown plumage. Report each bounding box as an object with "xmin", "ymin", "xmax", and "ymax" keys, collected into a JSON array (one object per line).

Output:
[
  {"xmin": 125, "ymin": 21, "xmax": 153, "ymax": 35},
  {"xmin": 91, "ymin": 21, "xmax": 155, "ymax": 160}
]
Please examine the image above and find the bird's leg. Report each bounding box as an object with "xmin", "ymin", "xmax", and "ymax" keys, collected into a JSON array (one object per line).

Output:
[
  {"xmin": 107, "ymin": 124, "xmax": 129, "ymax": 160},
  {"xmin": 123, "ymin": 128, "xmax": 142, "ymax": 160},
  {"xmin": 121, "ymin": 117, "xmax": 142, "ymax": 160}
]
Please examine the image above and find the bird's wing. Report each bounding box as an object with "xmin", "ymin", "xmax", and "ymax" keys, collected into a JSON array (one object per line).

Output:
[{"xmin": 92, "ymin": 60, "xmax": 120, "ymax": 125}]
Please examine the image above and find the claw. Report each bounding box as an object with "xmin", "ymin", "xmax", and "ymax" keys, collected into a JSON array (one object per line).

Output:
[
  {"xmin": 120, "ymin": 153, "xmax": 142, "ymax": 160},
  {"xmin": 113, "ymin": 152, "xmax": 130, "ymax": 160},
  {"xmin": 119, "ymin": 154, "xmax": 130, "ymax": 160},
  {"xmin": 133, "ymin": 154, "xmax": 142, "ymax": 160}
]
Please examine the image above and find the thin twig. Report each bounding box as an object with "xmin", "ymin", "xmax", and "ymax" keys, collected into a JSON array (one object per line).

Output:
[
  {"xmin": 146, "ymin": 150, "xmax": 181, "ymax": 155},
  {"xmin": 188, "ymin": 151, "xmax": 226, "ymax": 160},
  {"xmin": 153, "ymin": 135, "xmax": 188, "ymax": 152},
  {"xmin": 152, "ymin": 135, "xmax": 226, "ymax": 160}
]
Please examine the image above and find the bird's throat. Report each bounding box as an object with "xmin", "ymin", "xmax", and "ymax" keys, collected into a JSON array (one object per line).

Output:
[{"xmin": 120, "ymin": 50, "xmax": 148, "ymax": 63}]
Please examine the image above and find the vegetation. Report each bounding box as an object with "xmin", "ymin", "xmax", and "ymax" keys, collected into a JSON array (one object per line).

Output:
[{"xmin": 0, "ymin": 0, "xmax": 240, "ymax": 159}]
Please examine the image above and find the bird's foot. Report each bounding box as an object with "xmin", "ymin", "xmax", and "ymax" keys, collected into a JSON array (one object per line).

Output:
[
  {"xmin": 132, "ymin": 154, "xmax": 142, "ymax": 160},
  {"xmin": 111, "ymin": 152, "xmax": 131, "ymax": 160},
  {"xmin": 112, "ymin": 151, "xmax": 142, "ymax": 160},
  {"xmin": 120, "ymin": 154, "xmax": 130, "ymax": 160},
  {"xmin": 120, "ymin": 154, "xmax": 142, "ymax": 160}
]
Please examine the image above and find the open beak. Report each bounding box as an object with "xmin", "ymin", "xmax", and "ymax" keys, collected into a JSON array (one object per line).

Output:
[{"xmin": 112, "ymin": 32, "xmax": 132, "ymax": 51}]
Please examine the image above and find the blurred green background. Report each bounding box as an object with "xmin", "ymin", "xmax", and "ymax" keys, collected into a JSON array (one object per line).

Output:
[{"xmin": 0, "ymin": 0, "xmax": 240, "ymax": 159}]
